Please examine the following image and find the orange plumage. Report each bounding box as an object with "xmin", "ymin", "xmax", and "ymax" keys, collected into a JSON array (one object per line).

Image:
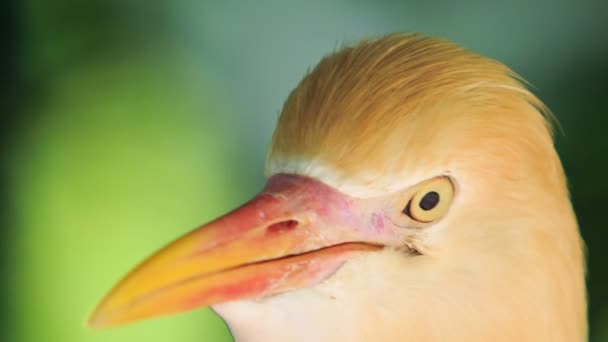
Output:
[{"xmin": 268, "ymin": 34, "xmax": 555, "ymax": 195}]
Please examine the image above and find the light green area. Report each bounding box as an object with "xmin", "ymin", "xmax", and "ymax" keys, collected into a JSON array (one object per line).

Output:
[{"xmin": 8, "ymin": 57, "xmax": 235, "ymax": 342}]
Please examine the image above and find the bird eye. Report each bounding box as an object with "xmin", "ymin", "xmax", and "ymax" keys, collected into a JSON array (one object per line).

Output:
[{"xmin": 404, "ymin": 176, "xmax": 454, "ymax": 223}]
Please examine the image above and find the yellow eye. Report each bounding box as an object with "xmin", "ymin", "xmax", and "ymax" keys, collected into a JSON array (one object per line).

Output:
[{"xmin": 404, "ymin": 176, "xmax": 454, "ymax": 223}]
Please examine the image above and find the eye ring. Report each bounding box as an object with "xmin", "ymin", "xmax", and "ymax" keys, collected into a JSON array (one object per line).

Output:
[{"xmin": 404, "ymin": 176, "xmax": 454, "ymax": 223}]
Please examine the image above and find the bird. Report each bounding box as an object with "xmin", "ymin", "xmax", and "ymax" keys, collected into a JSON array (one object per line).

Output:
[{"xmin": 89, "ymin": 34, "xmax": 587, "ymax": 341}]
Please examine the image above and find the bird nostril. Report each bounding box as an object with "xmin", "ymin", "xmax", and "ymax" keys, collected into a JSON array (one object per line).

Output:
[{"xmin": 265, "ymin": 219, "xmax": 299, "ymax": 236}]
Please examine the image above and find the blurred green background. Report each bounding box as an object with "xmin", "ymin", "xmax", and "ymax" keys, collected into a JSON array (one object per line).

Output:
[{"xmin": 1, "ymin": 1, "xmax": 606, "ymax": 341}]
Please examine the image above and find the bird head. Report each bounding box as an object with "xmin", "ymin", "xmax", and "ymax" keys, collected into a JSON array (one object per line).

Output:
[{"xmin": 89, "ymin": 34, "xmax": 586, "ymax": 341}]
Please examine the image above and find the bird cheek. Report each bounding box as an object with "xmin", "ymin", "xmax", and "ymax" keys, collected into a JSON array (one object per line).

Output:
[
  {"xmin": 356, "ymin": 207, "xmax": 402, "ymax": 245},
  {"xmin": 371, "ymin": 213, "xmax": 386, "ymax": 234}
]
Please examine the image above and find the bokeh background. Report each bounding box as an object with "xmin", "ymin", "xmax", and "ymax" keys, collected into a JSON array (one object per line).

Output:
[{"xmin": 1, "ymin": 1, "xmax": 606, "ymax": 341}]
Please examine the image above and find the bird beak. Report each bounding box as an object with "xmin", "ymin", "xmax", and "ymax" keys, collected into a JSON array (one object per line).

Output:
[{"xmin": 89, "ymin": 174, "xmax": 384, "ymax": 328}]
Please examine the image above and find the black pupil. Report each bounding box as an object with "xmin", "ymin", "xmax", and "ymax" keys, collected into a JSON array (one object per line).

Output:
[{"xmin": 419, "ymin": 191, "xmax": 440, "ymax": 211}]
